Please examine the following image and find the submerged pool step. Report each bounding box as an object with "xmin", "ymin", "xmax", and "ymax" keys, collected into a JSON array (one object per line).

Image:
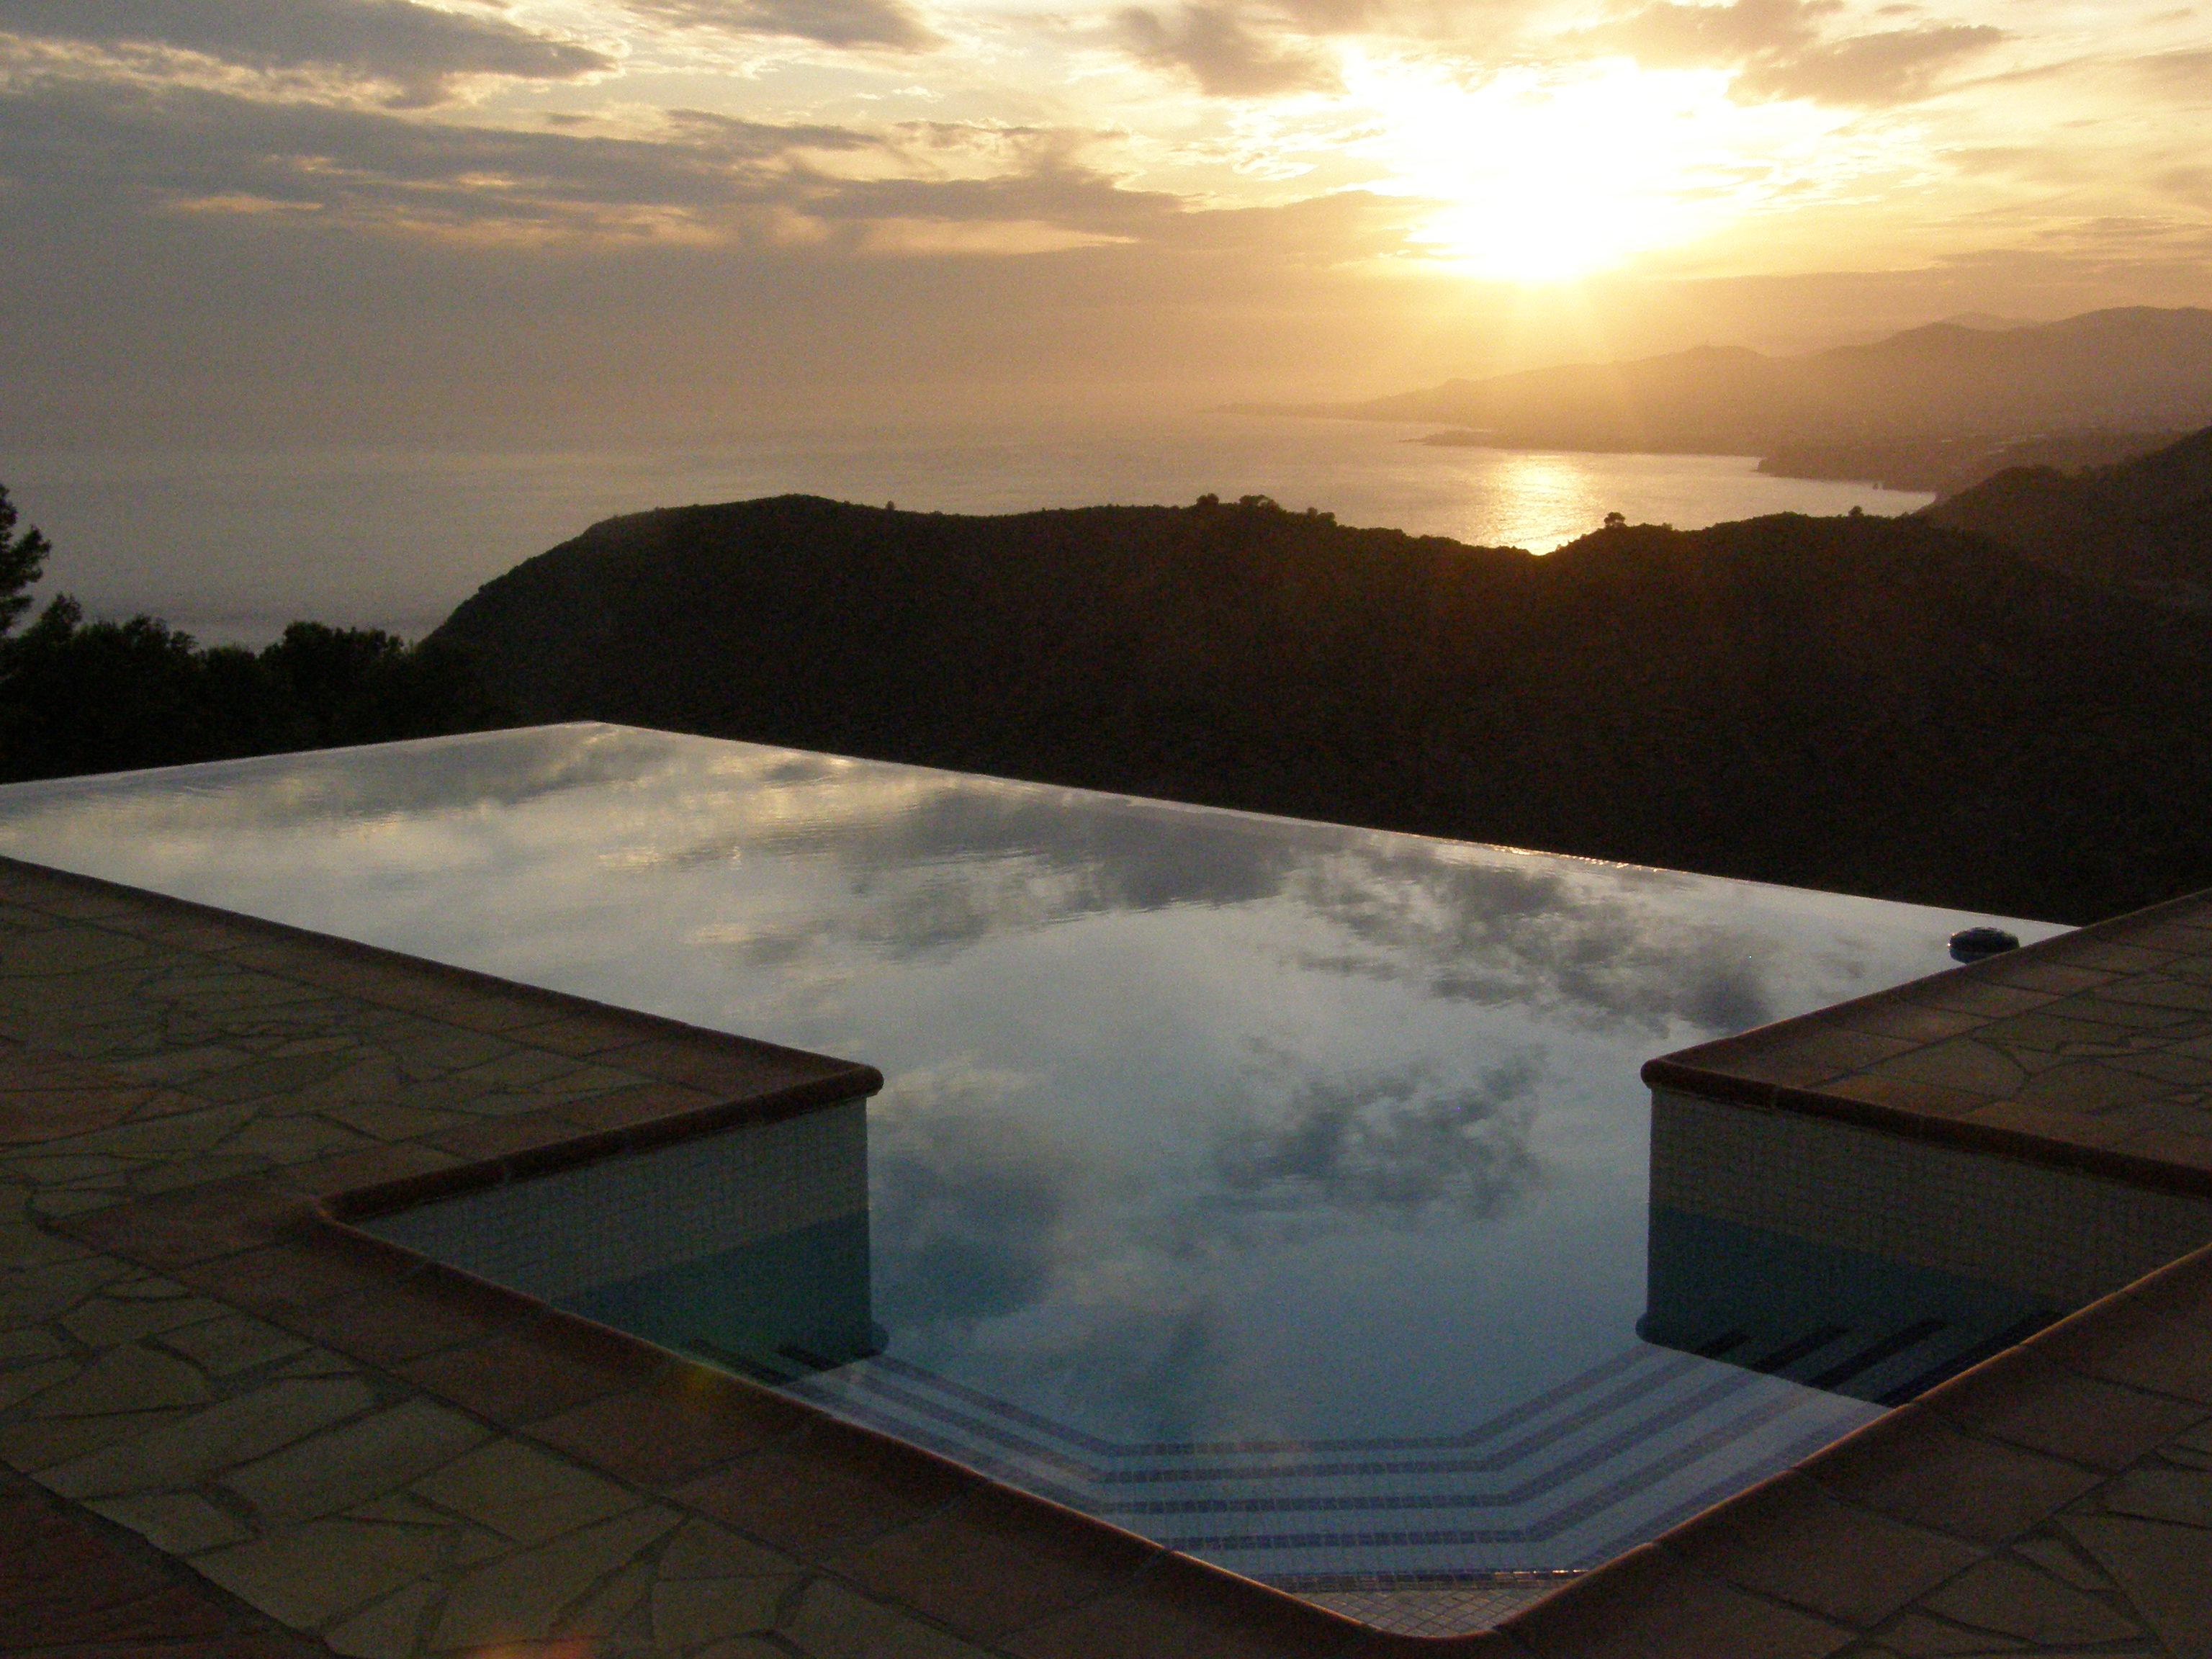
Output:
[{"xmin": 770, "ymin": 1337, "xmax": 1882, "ymax": 1581}]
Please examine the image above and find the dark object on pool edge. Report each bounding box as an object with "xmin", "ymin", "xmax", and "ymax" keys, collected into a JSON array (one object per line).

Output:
[{"xmin": 1950, "ymin": 926, "xmax": 2021, "ymax": 963}]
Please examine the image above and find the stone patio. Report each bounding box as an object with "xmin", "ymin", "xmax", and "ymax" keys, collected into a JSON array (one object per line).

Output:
[{"xmin": 0, "ymin": 853, "xmax": 2207, "ymax": 1656}]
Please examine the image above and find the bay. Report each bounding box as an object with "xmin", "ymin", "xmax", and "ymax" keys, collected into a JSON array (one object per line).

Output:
[{"xmin": 0, "ymin": 413, "xmax": 1931, "ymax": 644}]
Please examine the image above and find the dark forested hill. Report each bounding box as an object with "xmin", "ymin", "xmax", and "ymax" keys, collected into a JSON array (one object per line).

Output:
[
  {"xmin": 1922, "ymin": 427, "xmax": 2212, "ymax": 608},
  {"xmin": 433, "ymin": 494, "xmax": 2212, "ymax": 924}
]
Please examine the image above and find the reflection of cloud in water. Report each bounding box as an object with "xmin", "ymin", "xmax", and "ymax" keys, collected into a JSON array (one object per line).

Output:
[
  {"xmin": 682, "ymin": 768, "xmax": 1776, "ymax": 1036},
  {"xmin": 0, "ymin": 722, "xmax": 1783, "ymax": 1043},
  {"xmin": 0, "ymin": 724, "xmax": 673, "ymax": 835},
  {"xmin": 1214, "ymin": 1049, "xmax": 1545, "ymax": 1221},
  {"xmin": 871, "ymin": 1066, "xmax": 1077, "ymax": 1326},
  {"xmin": 868, "ymin": 1064, "xmax": 1237, "ymax": 1436},
  {"xmin": 866, "ymin": 1048, "xmax": 1546, "ymax": 1436},
  {"xmin": 1292, "ymin": 851, "xmax": 1775, "ymax": 1038}
]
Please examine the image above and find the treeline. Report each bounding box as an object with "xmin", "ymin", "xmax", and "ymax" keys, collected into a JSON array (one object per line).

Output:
[{"xmin": 0, "ymin": 486, "xmax": 500, "ymax": 784}]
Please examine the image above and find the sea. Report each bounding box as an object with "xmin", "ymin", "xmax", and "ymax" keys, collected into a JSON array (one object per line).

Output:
[{"xmin": 0, "ymin": 413, "xmax": 1930, "ymax": 646}]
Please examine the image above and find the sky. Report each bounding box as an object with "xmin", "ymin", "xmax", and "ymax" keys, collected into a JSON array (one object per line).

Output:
[{"xmin": 3, "ymin": 0, "xmax": 2211, "ymax": 447}]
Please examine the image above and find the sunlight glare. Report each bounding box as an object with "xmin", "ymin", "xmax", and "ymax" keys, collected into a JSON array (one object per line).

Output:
[{"xmin": 1350, "ymin": 60, "xmax": 1781, "ymax": 284}]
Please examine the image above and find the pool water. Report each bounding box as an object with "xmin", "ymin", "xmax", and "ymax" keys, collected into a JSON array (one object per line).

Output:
[{"xmin": 0, "ymin": 724, "xmax": 2071, "ymax": 1616}]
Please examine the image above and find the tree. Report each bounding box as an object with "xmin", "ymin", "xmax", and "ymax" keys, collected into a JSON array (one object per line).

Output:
[
  {"xmin": 0, "ymin": 485, "xmax": 49, "ymax": 637},
  {"xmin": 0, "ymin": 479, "xmax": 505, "ymax": 782}
]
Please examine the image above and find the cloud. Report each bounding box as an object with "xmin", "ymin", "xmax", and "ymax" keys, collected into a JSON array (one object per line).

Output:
[
  {"xmin": 1596, "ymin": 0, "xmax": 2003, "ymax": 105},
  {"xmin": 1294, "ymin": 850, "xmax": 1781, "ymax": 1037},
  {"xmin": 1739, "ymin": 22, "xmax": 2002, "ymax": 104},
  {"xmin": 1115, "ymin": 3, "xmax": 1339, "ymax": 96},
  {"xmin": 1212, "ymin": 1053, "xmax": 1544, "ymax": 1218},
  {"xmin": 0, "ymin": 76, "xmax": 1172, "ymax": 250},
  {"xmin": 627, "ymin": 0, "xmax": 939, "ymax": 53},
  {"xmin": 2133, "ymin": 47, "xmax": 2212, "ymax": 96},
  {"xmin": 0, "ymin": 0, "xmax": 608, "ymax": 102}
]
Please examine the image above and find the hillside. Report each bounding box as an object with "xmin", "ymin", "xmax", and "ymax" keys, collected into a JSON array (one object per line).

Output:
[
  {"xmin": 433, "ymin": 495, "xmax": 2212, "ymax": 924},
  {"xmin": 1922, "ymin": 427, "xmax": 2212, "ymax": 608},
  {"xmin": 1290, "ymin": 308, "xmax": 2212, "ymax": 456},
  {"xmin": 1754, "ymin": 431, "xmax": 2185, "ymax": 495}
]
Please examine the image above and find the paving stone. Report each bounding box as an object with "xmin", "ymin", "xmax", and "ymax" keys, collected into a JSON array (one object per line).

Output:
[
  {"xmin": 0, "ymin": 1326, "xmax": 64, "ymax": 1369},
  {"xmin": 45, "ymin": 1375, "xmax": 376, "ymax": 1498},
  {"xmin": 28, "ymin": 1341, "xmax": 214, "ymax": 1416},
  {"xmin": 1916, "ymin": 1556, "xmax": 2144, "ymax": 1645},
  {"xmin": 398, "ymin": 1321, "xmax": 650, "ymax": 1424},
  {"xmin": 319, "ymin": 1100, "xmax": 472, "ymax": 1141},
  {"xmin": 91, "ymin": 1490, "xmax": 254, "ymax": 1553},
  {"xmin": 1869, "ymin": 1612, "xmax": 2028, "ymax": 1654},
  {"xmin": 832, "ymin": 1485, "xmax": 1154, "ymax": 1642},
  {"xmin": 2010, "ymin": 1534, "xmax": 2112, "ymax": 1591},
  {"xmin": 221, "ymin": 1113, "xmax": 379, "ymax": 1166},
  {"xmin": 103, "ymin": 1273, "xmax": 202, "ymax": 1301},
  {"xmin": 781, "ymin": 1578, "xmax": 996, "ymax": 1659},
  {"xmin": 69, "ymin": 1104, "xmax": 266, "ymax": 1162},
  {"xmin": 691, "ymin": 1637, "xmax": 791, "ymax": 1659},
  {"xmin": 61, "ymin": 1289, "xmax": 233, "ymax": 1348},
  {"xmin": 652, "ymin": 1573, "xmax": 799, "ymax": 1647},
  {"xmin": 428, "ymin": 1503, "xmax": 681, "ymax": 1650},
  {"xmin": 1807, "ymin": 1408, "xmax": 2102, "ymax": 1545},
  {"xmin": 2098, "ymin": 1465, "xmax": 2212, "ymax": 1527},
  {"xmin": 156, "ymin": 1313, "xmax": 313, "ymax": 1376},
  {"xmin": 0, "ymin": 1357, "xmax": 78, "ymax": 1413},
  {"xmin": 30, "ymin": 1184, "xmax": 130, "ymax": 1215},
  {"xmin": 560, "ymin": 1557, "xmax": 657, "ymax": 1647},
  {"xmin": 409, "ymin": 1435, "xmax": 638, "ymax": 1543},
  {"xmin": 196, "ymin": 1516, "xmax": 447, "ymax": 1629},
  {"xmin": 324, "ymin": 1580, "xmax": 439, "ymax": 1659},
  {"xmin": 2061, "ymin": 1513, "xmax": 2212, "ymax": 1657},
  {"xmin": 658, "ymin": 1516, "xmax": 804, "ymax": 1581},
  {"xmin": 1931, "ymin": 1351, "xmax": 2206, "ymax": 1469},
  {"xmin": 531, "ymin": 1380, "xmax": 801, "ymax": 1490},
  {"xmin": 1664, "ymin": 1473, "xmax": 1982, "ymax": 1627},
  {"xmin": 222, "ymin": 1398, "xmax": 491, "ymax": 1523},
  {"xmin": 0, "ymin": 1253, "xmax": 131, "ymax": 1323},
  {"xmin": 0, "ymin": 1462, "xmax": 320, "ymax": 1656},
  {"xmin": 3, "ymin": 1405, "xmax": 192, "ymax": 1472},
  {"xmin": 189, "ymin": 1053, "xmax": 361, "ymax": 1107}
]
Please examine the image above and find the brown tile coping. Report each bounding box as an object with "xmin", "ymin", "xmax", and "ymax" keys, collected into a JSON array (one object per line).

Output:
[
  {"xmin": 1644, "ymin": 885, "xmax": 2212, "ymax": 1198},
  {"xmin": 7, "ymin": 854, "xmax": 2212, "ymax": 1655},
  {"xmin": 0, "ymin": 853, "xmax": 884, "ymax": 1125}
]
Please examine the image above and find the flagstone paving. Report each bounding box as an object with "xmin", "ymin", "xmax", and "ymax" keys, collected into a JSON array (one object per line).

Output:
[{"xmin": 0, "ymin": 852, "xmax": 2206, "ymax": 1656}]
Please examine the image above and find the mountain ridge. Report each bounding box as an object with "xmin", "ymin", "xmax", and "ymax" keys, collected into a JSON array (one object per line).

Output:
[
  {"xmin": 1923, "ymin": 426, "xmax": 2212, "ymax": 606},
  {"xmin": 1255, "ymin": 307, "xmax": 2212, "ymax": 461},
  {"xmin": 432, "ymin": 485, "xmax": 2212, "ymax": 925}
]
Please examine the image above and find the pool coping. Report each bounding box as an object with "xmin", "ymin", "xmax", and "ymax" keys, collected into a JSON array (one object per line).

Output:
[{"xmin": 3, "ymin": 855, "xmax": 2210, "ymax": 1655}]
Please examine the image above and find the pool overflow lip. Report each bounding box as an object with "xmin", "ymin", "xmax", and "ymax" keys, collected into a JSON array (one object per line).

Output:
[{"xmin": 9, "ymin": 848, "xmax": 2212, "ymax": 1654}]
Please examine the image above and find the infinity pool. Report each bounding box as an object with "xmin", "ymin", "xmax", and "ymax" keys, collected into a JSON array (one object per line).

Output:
[{"xmin": 0, "ymin": 724, "xmax": 2070, "ymax": 1631}]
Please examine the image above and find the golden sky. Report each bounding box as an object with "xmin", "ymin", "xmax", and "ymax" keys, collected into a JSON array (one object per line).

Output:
[{"xmin": 1, "ymin": 0, "xmax": 2208, "ymax": 442}]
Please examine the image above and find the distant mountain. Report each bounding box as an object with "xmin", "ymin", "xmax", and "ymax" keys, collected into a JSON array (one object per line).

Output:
[
  {"xmin": 1923, "ymin": 426, "xmax": 2212, "ymax": 608},
  {"xmin": 1290, "ymin": 307, "xmax": 2212, "ymax": 454},
  {"xmin": 434, "ymin": 493, "xmax": 2212, "ymax": 924}
]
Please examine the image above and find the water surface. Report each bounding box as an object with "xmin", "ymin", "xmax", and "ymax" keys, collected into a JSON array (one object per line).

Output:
[{"xmin": 0, "ymin": 724, "xmax": 2057, "ymax": 1599}]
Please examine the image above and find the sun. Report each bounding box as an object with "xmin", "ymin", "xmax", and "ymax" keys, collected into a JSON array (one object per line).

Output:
[{"xmin": 1347, "ymin": 60, "xmax": 1783, "ymax": 284}]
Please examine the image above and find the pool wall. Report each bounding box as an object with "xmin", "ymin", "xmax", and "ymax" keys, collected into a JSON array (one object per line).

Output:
[{"xmin": 1652, "ymin": 1087, "xmax": 2212, "ymax": 1308}]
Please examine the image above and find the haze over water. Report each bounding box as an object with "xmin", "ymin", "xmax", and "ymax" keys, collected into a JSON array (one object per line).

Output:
[{"xmin": 4, "ymin": 415, "xmax": 1928, "ymax": 644}]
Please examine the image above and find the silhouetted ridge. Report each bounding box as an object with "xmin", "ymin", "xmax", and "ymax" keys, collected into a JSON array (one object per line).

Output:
[
  {"xmin": 1924, "ymin": 426, "xmax": 2212, "ymax": 608},
  {"xmin": 433, "ymin": 493, "xmax": 2212, "ymax": 924}
]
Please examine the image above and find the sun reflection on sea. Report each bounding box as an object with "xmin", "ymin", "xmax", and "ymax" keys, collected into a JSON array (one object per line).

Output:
[{"xmin": 1477, "ymin": 451, "xmax": 1609, "ymax": 550}]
